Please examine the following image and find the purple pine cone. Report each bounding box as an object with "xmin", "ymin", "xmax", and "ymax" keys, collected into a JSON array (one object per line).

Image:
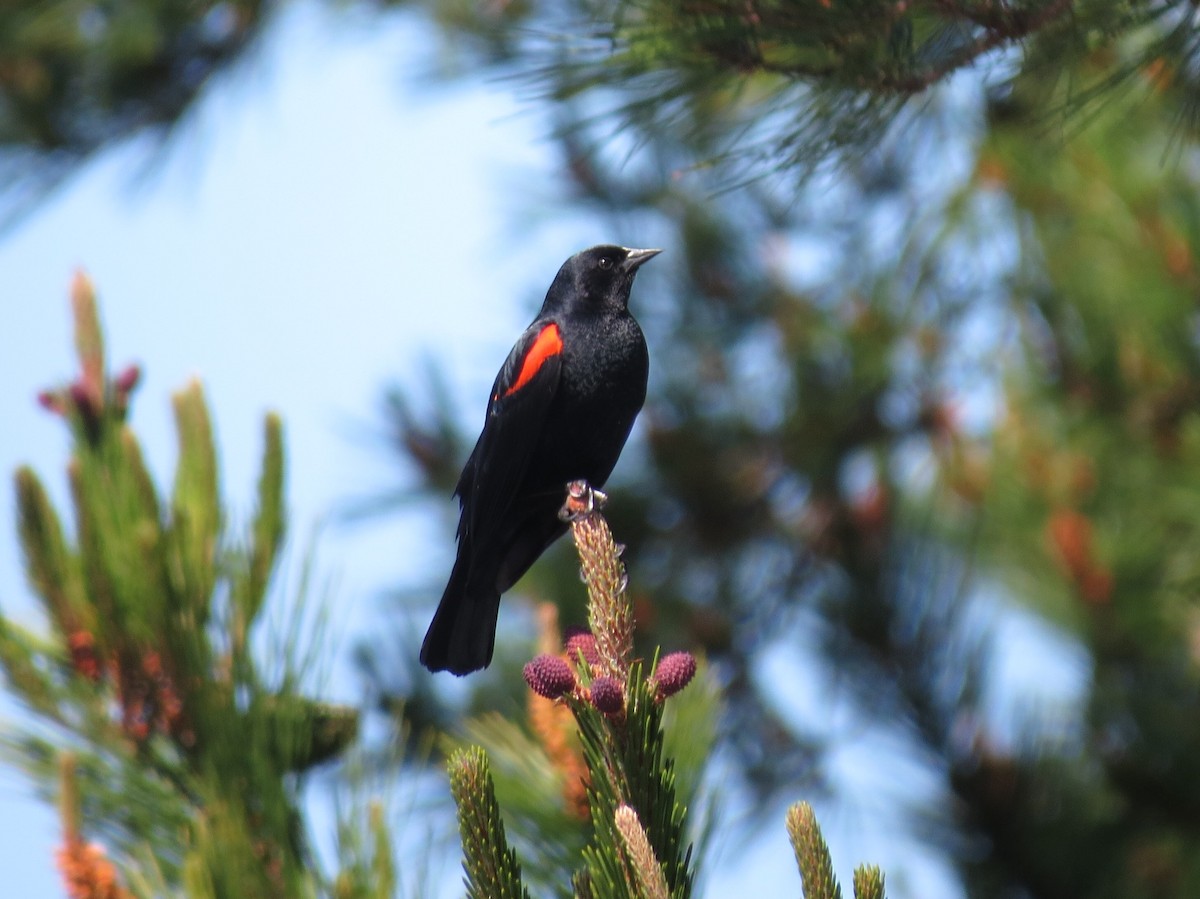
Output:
[
  {"xmin": 564, "ymin": 629, "xmax": 600, "ymax": 667},
  {"xmin": 588, "ymin": 676, "xmax": 625, "ymax": 715},
  {"xmin": 653, "ymin": 652, "xmax": 697, "ymax": 699},
  {"xmin": 523, "ymin": 654, "xmax": 576, "ymax": 699}
]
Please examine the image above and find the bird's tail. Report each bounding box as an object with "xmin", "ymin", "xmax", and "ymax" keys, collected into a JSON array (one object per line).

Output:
[{"xmin": 419, "ymin": 548, "xmax": 502, "ymax": 676}]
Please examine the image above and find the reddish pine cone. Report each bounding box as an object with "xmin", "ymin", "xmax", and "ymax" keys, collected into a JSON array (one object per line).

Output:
[
  {"xmin": 653, "ymin": 652, "xmax": 697, "ymax": 699},
  {"xmin": 588, "ymin": 676, "xmax": 624, "ymax": 715},
  {"xmin": 67, "ymin": 381, "xmax": 100, "ymax": 423},
  {"xmin": 523, "ymin": 654, "xmax": 576, "ymax": 699},
  {"xmin": 67, "ymin": 631, "xmax": 102, "ymax": 683},
  {"xmin": 37, "ymin": 390, "xmax": 65, "ymax": 415},
  {"xmin": 113, "ymin": 364, "xmax": 141, "ymax": 395},
  {"xmin": 564, "ymin": 627, "xmax": 600, "ymax": 667}
]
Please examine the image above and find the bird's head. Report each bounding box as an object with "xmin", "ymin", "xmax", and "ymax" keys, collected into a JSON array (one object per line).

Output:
[{"xmin": 547, "ymin": 245, "xmax": 662, "ymax": 313}]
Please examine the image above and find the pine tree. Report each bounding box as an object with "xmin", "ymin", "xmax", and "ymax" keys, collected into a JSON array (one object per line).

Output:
[{"xmin": 1, "ymin": 275, "xmax": 386, "ymax": 897}]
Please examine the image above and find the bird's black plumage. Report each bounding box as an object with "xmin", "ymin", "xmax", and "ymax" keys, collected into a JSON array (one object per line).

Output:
[{"xmin": 420, "ymin": 245, "xmax": 659, "ymax": 675}]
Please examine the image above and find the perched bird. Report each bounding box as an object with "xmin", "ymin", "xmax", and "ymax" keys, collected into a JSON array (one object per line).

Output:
[{"xmin": 421, "ymin": 245, "xmax": 660, "ymax": 675}]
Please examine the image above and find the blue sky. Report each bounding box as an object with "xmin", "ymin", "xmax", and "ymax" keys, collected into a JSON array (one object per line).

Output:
[{"xmin": 0, "ymin": 4, "xmax": 1088, "ymax": 896}]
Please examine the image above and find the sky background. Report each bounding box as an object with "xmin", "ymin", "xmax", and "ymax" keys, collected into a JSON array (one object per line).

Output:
[{"xmin": 0, "ymin": 4, "xmax": 1085, "ymax": 895}]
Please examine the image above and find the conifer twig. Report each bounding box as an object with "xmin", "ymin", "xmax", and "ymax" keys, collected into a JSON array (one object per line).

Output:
[
  {"xmin": 614, "ymin": 804, "xmax": 670, "ymax": 899},
  {"xmin": 852, "ymin": 864, "xmax": 886, "ymax": 899},
  {"xmin": 786, "ymin": 802, "xmax": 842, "ymax": 899},
  {"xmin": 7, "ymin": 276, "xmax": 360, "ymax": 893},
  {"xmin": 447, "ymin": 746, "xmax": 530, "ymax": 899},
  {"xmin": 70, "ymin": 272, "xmax": 105, "ymax": 414},
  {"xmin": 559, "ymin": 480, "xmax": 632, "ymax": 679},
  {"xmin": 56, "ymin": 754, "xmax": 133, "ymax": 899},
  {"xmin": 550, "ymin": 480, "xmax": 697, "ymax": 897}
]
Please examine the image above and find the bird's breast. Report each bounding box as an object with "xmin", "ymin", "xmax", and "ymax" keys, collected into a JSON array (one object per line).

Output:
[
  {"xmin": 528, "ymin": 315, "xmax": 648, "ymax": 489},
  {"xmin": 558, "ymin": 317, "xmax": 647, "ymax": 406}
]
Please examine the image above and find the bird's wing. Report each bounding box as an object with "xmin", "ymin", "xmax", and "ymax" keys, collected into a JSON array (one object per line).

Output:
[{"xmin": 457, "ymin": 320, "xmax": 564, "ymax": 547}]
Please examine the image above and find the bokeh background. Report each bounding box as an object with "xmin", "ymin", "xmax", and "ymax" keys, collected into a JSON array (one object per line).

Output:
[{"xmin": 5, "ymin": 1, "xmax": 1200, "ymax": 896}]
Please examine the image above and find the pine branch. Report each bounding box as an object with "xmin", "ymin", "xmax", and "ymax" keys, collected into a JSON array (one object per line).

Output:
[
  {"xmin": 3, "ymin": 274, "xmax": 361, "ymax": 894},
  {"xmin": 561, "ymin": 481, "xmax": 633, "ymax": 680},
  {"xmin": 852, "ymin": 865, "xmax": 886, "ymax": 899},
  {"xmin": 786, "ymin": 802, "xmax": 841, "ymax": 899},
  {"xmin": 572, "ymin": 667, "xmax": 695, "ymax": 899},
  {"xmin": 614, "ymin": 804, "xmax": 671, "ymax": 899},
  {"xmin": 464, "ymin": 481, "xmax": 889, "ymax": 897},
  {"xmin": 554, "ymin": 480, "xmax": 698, "ymax": 899},
  {"xmin": 15, "ymin": 465, "xmax": 84, "ymax": 637},
  {"xmin": 447, "ymin": 746, "xmax": 531, "ymax": 899},
  {"xmin": 787, "ymin": 802, "xmax": 889, "ymax": 899},
  {"xmin": 245, "ymin": 414, "xmax": 286, "ymax": 622},
  {"xmin": 624, "ymin": 0, "xmax": 1079, "ymax": 96},
  {"xmin": 70, "ymin": 273, "xmax": 105, "ymax": 419},
  {"xmin": 56, "ymin": 754, "xmax": 134, "ymax": 899}
]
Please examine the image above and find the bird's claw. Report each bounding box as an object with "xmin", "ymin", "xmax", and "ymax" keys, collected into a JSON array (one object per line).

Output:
[{"xmin": 559, "ymin": 480, "xmax": 607, "ymax": 521}]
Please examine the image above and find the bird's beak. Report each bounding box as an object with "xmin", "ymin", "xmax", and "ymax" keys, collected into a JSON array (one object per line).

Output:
[{"xmin": 621, "ymin": 247, "xmax": 663, "ymax": 272}]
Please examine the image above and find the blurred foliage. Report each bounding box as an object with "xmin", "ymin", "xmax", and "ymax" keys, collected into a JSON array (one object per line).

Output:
[
  {"xmin": 482, "ymin": 0, "xmax": 1200, "ymax": 184},
  {"xmin": 0, "ymin": 276, "xmax": 387, "ymax": 897},
  {"xmin": 932, "ymin": 62, "xmax": 1200, "ymax": 896},
  {"xmin": 0, "ymin": 0, "xmax": 264, "ymax": 149},
  {"xmin": 373, "ymin": 5, "xmax": 1200, "ymax": 899},
  {"xmin": 0, "ymin": 0, "xmax": 268, "ymax": 224},
  {"xmin": 4, "ymin": 0, "xmax": 1200, "ymax": 223}
]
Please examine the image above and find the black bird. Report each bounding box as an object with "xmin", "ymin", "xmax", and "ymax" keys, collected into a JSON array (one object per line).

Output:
[{"xmin": 421, "ymin": 245, "xmax": 660, "ymax": 675}]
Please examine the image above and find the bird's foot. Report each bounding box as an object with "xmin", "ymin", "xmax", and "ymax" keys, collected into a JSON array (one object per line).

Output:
[{"xmin": 559, "ymin": 480, "xmax": 607, "ymax": 521}]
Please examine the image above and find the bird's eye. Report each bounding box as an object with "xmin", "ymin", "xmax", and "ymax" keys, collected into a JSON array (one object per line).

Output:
[{"xmin": 598, "ymin": 256, "xmax": 613, "ymax": 270}]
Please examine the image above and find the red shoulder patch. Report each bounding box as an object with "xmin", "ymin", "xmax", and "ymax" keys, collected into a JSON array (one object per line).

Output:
[{"xmin": 504, "ymin": 324, "xmax": 563, "ymax": 398}]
